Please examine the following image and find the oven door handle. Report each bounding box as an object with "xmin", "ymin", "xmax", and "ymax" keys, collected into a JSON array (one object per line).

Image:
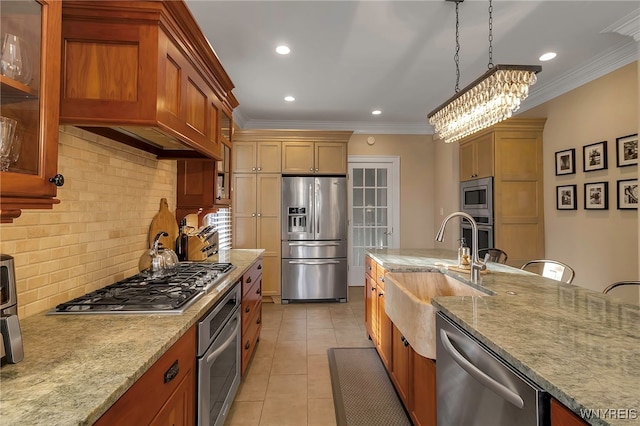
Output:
[{"xmin": 205, "ymin": 318, "xmax": 240, "ymax": 364}]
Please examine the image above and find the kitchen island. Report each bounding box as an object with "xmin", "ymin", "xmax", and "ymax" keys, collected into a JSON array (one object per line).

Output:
[
  {"xmin": 0, "ymin": 249, "xmax": 264, "ymax": 425},
  {"xmin": 367, "ymin": 248, "xmax": 639, "ymax": 426}
]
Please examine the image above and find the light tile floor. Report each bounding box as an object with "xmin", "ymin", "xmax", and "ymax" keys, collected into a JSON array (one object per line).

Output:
[{"xmin": 224, "ymin": 286, "xmax": 372, "ymax": 426}]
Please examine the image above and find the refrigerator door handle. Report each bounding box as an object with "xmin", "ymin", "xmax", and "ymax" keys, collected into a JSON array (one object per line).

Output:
[
  {"xmin": 288, "ymin": 242, "xmax": 341, "ymax": 247},
  {"xmin": 315, "ymin": 179, "xmax": 320, "ymax": 236},
  {"xmin": 309, "ymin": 183, "xmax": 314, "ymax": 235},
  {"xmin": 287, "ymin": 260, "xmax": 342, "ymax": 265}
]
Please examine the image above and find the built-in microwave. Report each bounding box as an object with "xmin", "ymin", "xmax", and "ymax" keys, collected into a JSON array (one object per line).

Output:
[{"xmin": 460, "ymin": 177, "xmax": 493, "ymax": 221}]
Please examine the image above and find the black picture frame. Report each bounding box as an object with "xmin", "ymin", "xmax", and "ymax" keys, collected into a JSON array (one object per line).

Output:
[
  {"xmin": 616, "ymin": 134, "xmax": 638, "ymax": 167},
  {"xmin": 583, "ymin": 141, "xmax": 607, "ymax": 172},
  {"xmin": 584, "ymin": 182, "xmax": 608, "ymax": 210},
  {"xmin": 617, "ymin": 178, "xmax": 638, "ymax": 210},
  {"xmin": 556, "ymin": 184, "xmax": 577, "ymax": 210},
  {"xmin": 555, "ymin": 148, "xmax": 575, "ymax": 175}
]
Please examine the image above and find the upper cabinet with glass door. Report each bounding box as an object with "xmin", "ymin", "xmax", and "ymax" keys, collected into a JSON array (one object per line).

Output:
[{"xmin": 0, "ymin": 0, "xmax": 62, "ymax": 223}]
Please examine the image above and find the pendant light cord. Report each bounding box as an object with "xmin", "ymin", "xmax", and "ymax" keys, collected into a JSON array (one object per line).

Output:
[
  {"xmin": 487, "ymin": 0, "xmax": 494, "ymax": 69},
  {"xmin": 454, "ymin": 1, "xmax": 461, "ymax": 92}
]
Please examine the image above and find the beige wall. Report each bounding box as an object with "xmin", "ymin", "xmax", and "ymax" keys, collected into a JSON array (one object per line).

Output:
[
  {"xmin": 0, "ymin": 127, "xmax": 177, "ymax": 318},
  {"xmin": 348, "ymin": 134, "xmax": 435, "ymax": 248},
  {"xmin": 519, "ymin": 62, "xmax": 639, "ymax": 297}
]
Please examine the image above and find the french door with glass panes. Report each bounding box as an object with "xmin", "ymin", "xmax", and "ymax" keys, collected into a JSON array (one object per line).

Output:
[{"xmin": 348, "ymin": 157, "xmax": 400, "ymax": 286}]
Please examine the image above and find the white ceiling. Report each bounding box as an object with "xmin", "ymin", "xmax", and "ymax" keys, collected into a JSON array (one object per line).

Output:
[{"xmin": 185, "ymin": 1, "xmax": 639, "ymax": 134}]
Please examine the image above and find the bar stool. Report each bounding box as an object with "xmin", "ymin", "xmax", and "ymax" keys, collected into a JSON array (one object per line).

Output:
[
  {"xmin": 603, "ymin": 281, "xmax": 640, "ymax": 294},
  {"xmin": 478, "ymin": 248, "xmax": 508, "ymax": 264},
  {"xmin": 521, "ymin": 259, "xmax": 575, "ymax": 284}
]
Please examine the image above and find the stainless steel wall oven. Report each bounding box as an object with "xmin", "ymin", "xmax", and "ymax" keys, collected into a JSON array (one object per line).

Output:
[
  {"xmin": 460, "ymin": 177, "xmax": 494, "ymax": 252},
  {"xmin": 197, "ymin": 282, "xmax": 242, "ymax": 426}
]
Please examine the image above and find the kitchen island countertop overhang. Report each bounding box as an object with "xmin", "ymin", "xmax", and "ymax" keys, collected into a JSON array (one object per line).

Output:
[{"xmin": 367, "ymin": 248, "xmax": 639, "ymax": 426}]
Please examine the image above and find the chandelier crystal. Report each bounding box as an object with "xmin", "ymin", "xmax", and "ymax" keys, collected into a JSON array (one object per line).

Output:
[
  {"xmin": 428, "ymin": 0, "xmax": 541, "ymax": 143},
  {"xmin": 428, "ymin": 64, "xmax": 541, "ymax": 143}
]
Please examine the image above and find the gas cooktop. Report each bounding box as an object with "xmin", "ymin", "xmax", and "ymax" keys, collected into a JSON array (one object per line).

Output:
[{"xmin": 51, "ymin": 262, "xmax": 235, "ymax": 314}]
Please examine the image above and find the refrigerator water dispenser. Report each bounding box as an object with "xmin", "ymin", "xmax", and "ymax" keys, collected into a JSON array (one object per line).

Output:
[{"xmin": 287, "ymin": 207, "xmax": 307, "ymax": 233}]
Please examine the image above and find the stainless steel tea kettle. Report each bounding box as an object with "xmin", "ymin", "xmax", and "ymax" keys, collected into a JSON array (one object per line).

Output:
[{"xmin": 138, "ymin": 232, "xmax": 179, "ymax": 279}]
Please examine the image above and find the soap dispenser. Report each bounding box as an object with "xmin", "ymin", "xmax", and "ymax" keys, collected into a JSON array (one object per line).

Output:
[{"xmin": 457, "ymin": 238, "xmax": 470, "ymax": 268}]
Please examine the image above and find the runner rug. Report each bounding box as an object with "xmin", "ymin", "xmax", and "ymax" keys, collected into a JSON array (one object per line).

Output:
[{"xmin": 327, "ymin": 347, "xmax": 412, "ymax": 426}]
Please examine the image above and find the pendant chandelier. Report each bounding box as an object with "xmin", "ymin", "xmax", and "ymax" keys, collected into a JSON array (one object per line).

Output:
[{"xmin": 428, "ymin": 0, "xmax": 541, "ymax": 144}]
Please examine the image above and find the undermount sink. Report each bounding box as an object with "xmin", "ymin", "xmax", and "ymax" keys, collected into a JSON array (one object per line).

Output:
[{"xmin": 384, "ymin": 271, "xmax": 488, "ymax": 359}]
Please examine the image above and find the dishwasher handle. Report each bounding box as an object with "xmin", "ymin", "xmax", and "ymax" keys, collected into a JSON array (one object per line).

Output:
[{"xmin": 439, "ymin": 329, "xmax": 525, "ymax": 409}]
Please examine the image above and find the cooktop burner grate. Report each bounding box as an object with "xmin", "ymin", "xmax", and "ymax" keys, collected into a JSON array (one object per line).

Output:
[{"xmin": 52, "ymin": 262, "xmax": 234, "ymax": 314}]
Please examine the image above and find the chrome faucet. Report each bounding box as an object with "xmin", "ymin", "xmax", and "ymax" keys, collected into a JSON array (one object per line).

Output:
[{"xmin": 435, "ymin": 211, "xmax": 486, "ymax": 284}]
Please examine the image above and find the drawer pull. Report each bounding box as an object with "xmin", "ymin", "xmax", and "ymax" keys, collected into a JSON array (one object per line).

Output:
[
  {"xmin": 245, "ymin": 306, "xmax": 251, "ymax": 313},
  {"xmin": 245, "ymin": 341, "xmax": 250, "ymax": 350},
  {"xmin": 257, "ymin": 264, "xmax": 262, "ymax": 270},
  {"xmin": 164, "ymin": 360, "xmax": 179, "ymax": 384},
  {"xmin": 247, "ymin": 277, "xmax": 252, "ymax": 284},
  {"xmin": 257, "ymin": 317, "xmax": 262, "ymax": 325},
  {"xmin": 256, "ymin": 287, "xmax": 261, "ymax": 295}
]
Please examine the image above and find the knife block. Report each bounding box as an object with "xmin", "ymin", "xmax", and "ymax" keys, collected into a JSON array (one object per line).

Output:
[{"xmin": 186, "ymin": 236, "xmax": 207, "ymax": 261}]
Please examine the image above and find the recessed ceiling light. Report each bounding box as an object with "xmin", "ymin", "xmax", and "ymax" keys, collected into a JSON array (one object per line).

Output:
[
  {"xmin": 284, "ymin": 96, "xmax": 295, "ymax": 102},
  {"xmin": 276, "ymin": 45, "xmax": 291, "ymax": 55},
  {"xmin": 539, "ymin": 52, "xmax": 557, "ymax": 62},
  {"xmin": 372, "ymin": 110, "xmax": 382, "ymax": 115}
]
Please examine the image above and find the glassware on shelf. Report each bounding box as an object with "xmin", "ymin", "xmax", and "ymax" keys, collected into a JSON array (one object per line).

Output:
[
  {"xmin": 1, "ymin": 33, "xmax": 32, "ymax": 85},
  {"xmin": 0, "ymin": 116, "xmax": 17, "ymax": 171}
]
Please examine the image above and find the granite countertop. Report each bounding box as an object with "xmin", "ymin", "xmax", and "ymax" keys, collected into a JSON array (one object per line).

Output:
[
  {"xmin": 367, "ymin": 248, "xmax": 640, "ymax": 426},
  {"xmin": 0, "ymin": 249, "xmax": 264, "ymax": 426}
]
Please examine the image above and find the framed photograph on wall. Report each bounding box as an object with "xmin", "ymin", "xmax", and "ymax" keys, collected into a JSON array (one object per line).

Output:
[
  {"xmin": 616, "ymin": 134, "xmax": 638, "ymax": 167},
  {"xmin": 583, "ymin": 141, "xmax": 607, "ymax": 172},
  {"xmin": 555, "ymin": 148, "xmax": 575, "ymax": 175},
  {"xmin": 584, "ymin": 182, "xmax": 608, "ymax": 210},
  {"xmin": 556, "ymin": 184, "xmax": 577, "ymax": 210},
  {"xmin": 617, "ymin": 178, "xmax": 638, "ymax": 210}
]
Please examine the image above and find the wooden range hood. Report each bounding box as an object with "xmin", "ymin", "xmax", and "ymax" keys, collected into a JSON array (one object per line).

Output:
[{"xmin": 59, "ymin": 1, "xmax": 237, "ymax": 160}]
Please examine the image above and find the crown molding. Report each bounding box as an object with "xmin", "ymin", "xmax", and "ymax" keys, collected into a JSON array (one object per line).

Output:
[
  {"xmin": 519, "ymin": 40, "xmax": 639, "ymax": 114},
  {"xmin": 602, "ymin": 8, "xmax": 640, "ymax": 41}
]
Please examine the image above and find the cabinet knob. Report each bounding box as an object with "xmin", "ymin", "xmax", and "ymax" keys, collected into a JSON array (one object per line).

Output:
[
  {"xmin": 247, "ymin": 276, "xmax": 252, "ymax": 284},
  {"xmin": 252, "ymin": 213, "xmax": 256, "ymax": 217},
  {"xmin": 315, "ymin": 168, "xmax": 319, "ymax": 172},
  {"xmin": 49, "ymin": 174, "xmax": 65, "ymax": 187},
  {"xmin": 245, "ymin": 306, "xmax": 251, "ymax": 313},
  {"xmin": 252, "ymin": 167, "xmax": 256, "ymax": 171},
  {"xmin": 257, "ymin": 213, "xmax": 262, "ymax": 217},
  {"xmin": 309, "ymin": 168, "xmax": 314, "ymax": 171},
  {"xmin": 216, "ymin": 195, "xmax": 222, "ymax": 200},
  {"xmin": 245, "ymin": 342, "xmax": 250, "ymax": 350},
  {"xmin": 257, "ymin": 167, "xmax": 261, "ymax": 171}
]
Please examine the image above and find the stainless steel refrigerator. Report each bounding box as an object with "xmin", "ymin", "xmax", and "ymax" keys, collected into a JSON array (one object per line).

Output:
[{"xmin": 281, "ymin": 176, "xmax": 347, "ymax": 303}]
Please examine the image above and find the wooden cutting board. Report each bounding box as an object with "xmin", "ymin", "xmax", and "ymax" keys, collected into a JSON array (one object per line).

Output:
[{"xmin": 148, "ymin": 198, "xmax": 179, "ymax": 250}]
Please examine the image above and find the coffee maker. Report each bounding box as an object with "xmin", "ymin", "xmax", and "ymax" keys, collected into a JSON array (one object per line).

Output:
[{"xmin": 1, "ymin": 254, "xmax": 24, "ymax": 364}]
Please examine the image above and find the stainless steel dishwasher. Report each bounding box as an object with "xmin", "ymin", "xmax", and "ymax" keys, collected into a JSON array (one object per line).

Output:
[{"xmin": 436, "ymin": 312, "xmax": 549, "ymax": 425}]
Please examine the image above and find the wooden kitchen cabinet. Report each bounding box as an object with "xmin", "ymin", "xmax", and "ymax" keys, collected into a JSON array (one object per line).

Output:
[
  {"xmin": 282, "ymin": 141, "xmax": 347, "ymax": 174},
  {"xmin": 233, "ymin": 141, "xmax": 281, "ymax": 173},
  {"xmin": 411, "ymin": 351, "xmax": 437, "ymax": 426},
  {"xmin": 364, "ymin": 256, "xmax": 392, "ymax": 369},
  {"xmin": 60, "ymin": 1, "xmax": 237, "ymax": 160},
  {"xmin": 365, "ymin": 254, "xmax": 436, "ymax": 426},
  {"xmin": 376, "ymin": 265, "xmax": 392, "ymax": 370},
  {"xmin": 458, "ymin": 119, "xmax": 547, "ymax": 267},
  {"xmin": 241, "ymin": 258, "xmax": 263, "ymax": 376},
  {"xmin": 176, "ymin": 139, "xmax": 232, "ymax": 223},
  {"xmin": 232, "ymin": 174, "xmax": 281, "ymax": 296},
  {"xmin": 0, "ymin": 0, "xmax": 63, "ymax": 223},
  {"xmin": 551, "ymin": 398, "xmax": 589, "ymax": 426},
  {"xmin": 390, "ymin": 324, "xmax": 411, "ymax": 407},
  {"xmin": 459, "ymin": 133, "xmax": 494, "ymax": 181},
  {"xmin": 95, "ymin": 327, "xmax": 196, "ymax": 426}
]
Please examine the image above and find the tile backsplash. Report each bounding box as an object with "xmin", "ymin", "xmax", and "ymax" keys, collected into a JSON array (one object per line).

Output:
[{"xmin": 0, "ymin": 126, "xmax": 177, "ymax": 318}]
